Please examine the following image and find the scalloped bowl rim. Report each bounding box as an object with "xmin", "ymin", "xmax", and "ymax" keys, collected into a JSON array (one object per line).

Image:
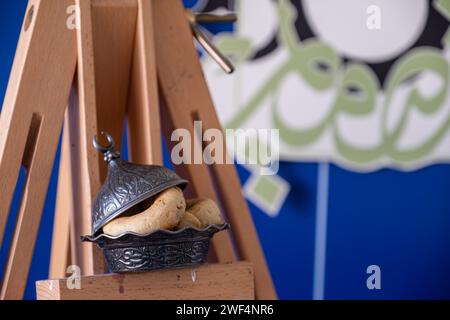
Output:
[{"xmin": 81, "ymin": 223, "xmax": 230, "ymax": 242}]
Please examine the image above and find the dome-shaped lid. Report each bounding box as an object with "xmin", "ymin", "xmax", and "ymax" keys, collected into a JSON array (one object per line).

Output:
[{"xmin": 91, "ymin": 132, "xmax": 188, "ymax": 235}]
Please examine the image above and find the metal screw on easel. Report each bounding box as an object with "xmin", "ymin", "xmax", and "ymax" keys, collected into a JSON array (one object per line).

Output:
[{"xmin": 185, "ymin": 9, "xmax": 237, "ymax": 74}]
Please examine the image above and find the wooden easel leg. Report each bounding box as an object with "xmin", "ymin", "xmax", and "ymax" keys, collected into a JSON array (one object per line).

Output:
[
  {"xmin": 49, "ymin": 109, "xmax": 76, "ymax": 279},
  {"xmin": 70, "ymin": 0, "xmax": 103, "ymax": 276},
  {"xmin": 0, "ymin": 0, "xmax": 77, "ymax": 299},
  {"xmin": 66, "ymin": 0, "xmax": 138, "ymax": 275},
  {"xmin": 153, "ymin": 0, "xmax": 277, "ymax": 299},
  {"xmin": 127, "ymin": 0, "xmax": 162, "ymax": 165}
]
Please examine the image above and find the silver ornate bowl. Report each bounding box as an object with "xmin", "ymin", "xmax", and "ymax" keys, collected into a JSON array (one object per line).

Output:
[
  {"xmin": 82, "ymin": 224, "xmax": 229, "ymax": 273},
  {"xmin": 83, "ymin": 132, "xmax": 228, "ymax": 272}
]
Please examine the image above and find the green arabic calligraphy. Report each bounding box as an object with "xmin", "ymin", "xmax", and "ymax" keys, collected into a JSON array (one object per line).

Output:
[{"xmin": 217, "ymin": 0, "xmax": 450, "ymax": 166}]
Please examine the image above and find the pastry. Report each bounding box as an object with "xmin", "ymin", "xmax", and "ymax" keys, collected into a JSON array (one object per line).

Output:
[
  {"xmin": 103, "ymin": 187, "xmax": 185, "ymax": 236},
  {"xmin": 185, "ymin": 198, "xmax": 224, "ymax": 228},
  {"xmin": 176, "ymin": 211, "xmax": 202, "ymax": 229}
]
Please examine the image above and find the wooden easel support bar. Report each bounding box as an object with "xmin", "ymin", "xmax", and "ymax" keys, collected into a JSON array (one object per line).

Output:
[
  {"xmin": 0, "ymin": 0, "xmax": 77, "ymax": 300},
  {"xmin": 36, "ymin": 262, "xmax": 254, "ymax": 300}
]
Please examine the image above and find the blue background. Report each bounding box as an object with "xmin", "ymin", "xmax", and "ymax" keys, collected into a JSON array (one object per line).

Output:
[{"xmin": 1, "ymin": 0, "xmax": 450, "ymax": 300}]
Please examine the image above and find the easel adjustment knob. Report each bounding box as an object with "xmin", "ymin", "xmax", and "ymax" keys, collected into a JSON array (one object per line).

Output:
[{"xmin": 185, "ymin": 9, "xmax": 237, "ymax": 74}]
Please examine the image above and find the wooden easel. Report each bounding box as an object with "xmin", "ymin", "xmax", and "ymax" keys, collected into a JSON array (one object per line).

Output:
[{"xmin": 0, "ymin": 0, "xmax": 276, "ymax": 300}]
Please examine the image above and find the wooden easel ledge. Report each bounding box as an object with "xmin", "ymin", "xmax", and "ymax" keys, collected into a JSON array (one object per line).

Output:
[{"xmin": 36, "ymin": 262, "xmax": 254, "ymax": 300}]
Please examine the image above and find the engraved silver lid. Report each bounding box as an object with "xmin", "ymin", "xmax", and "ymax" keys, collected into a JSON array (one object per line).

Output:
[{"xmin": 91, "ymin": 132, "xmax": 188, "ymax": 234}]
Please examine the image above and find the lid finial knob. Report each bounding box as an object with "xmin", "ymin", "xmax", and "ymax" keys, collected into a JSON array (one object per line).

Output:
[{"xmin": 93, "ymin": 131, "xmax": 120, "ymax": 163}]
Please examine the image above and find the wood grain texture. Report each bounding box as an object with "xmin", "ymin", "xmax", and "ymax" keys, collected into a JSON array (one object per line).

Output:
[
  {"xmin": 126, "ymin": 0, "xmax": 162, "ymax": 165},
  {"xmin": 0, "ymin": 0, "xmax": 77, "ymax": 300},
  {"xmin": 73, "ymin": 0, "xmax": 103, "ymax": 276},
  {"xmin": 153, "ymin": 0, "xmax": 277, "ymax": 299},
  {"xmin": 36, "ymin": 262, "xmax": 254, "ymax": 300},
  {"xmin": 49, "ymin": 109, "xmax": 75, "ymax": 279}
]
